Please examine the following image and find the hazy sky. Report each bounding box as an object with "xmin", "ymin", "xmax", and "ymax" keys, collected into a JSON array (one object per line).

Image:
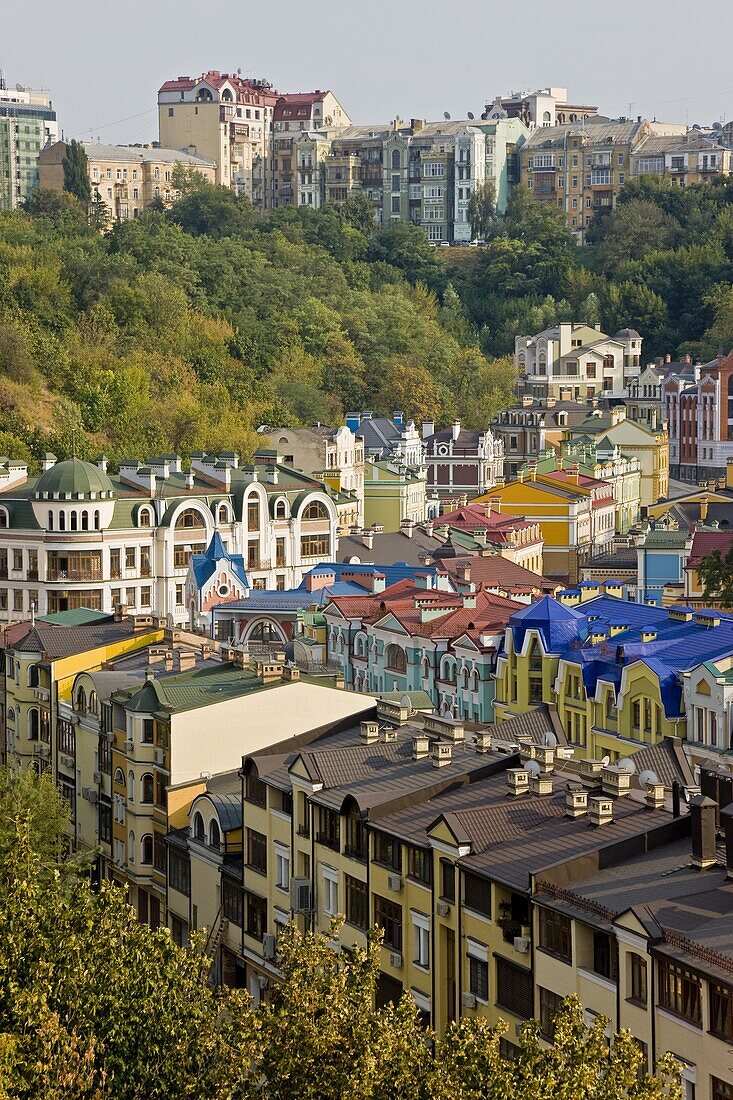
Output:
[{"xmin": 5, "ymin": 0, "xmax": 733, "ymax": 146}]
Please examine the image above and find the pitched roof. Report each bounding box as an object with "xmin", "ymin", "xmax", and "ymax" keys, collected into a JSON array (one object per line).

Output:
[
  {"xmin": 439, "ymin": 555, "xmax": 556, "ymax": 596},
  {"xmin": 687, "ymin": 529, "xmax": 733, "ymax": 568},
  {"xmin": 11, "ymin": 618, "xmax": 143, "ymax": 661}
]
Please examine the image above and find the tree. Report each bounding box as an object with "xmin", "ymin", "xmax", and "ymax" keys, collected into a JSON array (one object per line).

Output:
[
  {"xmin": 466, "ymin": 180, "xmax": 496, "ymax": 241},
  {"xmin": 62, "ymin": 140, "xmax": 91, "ymax": 206},
  {"xmin": 22, "ymin": 188, "xmax": 88, "ymax": 231},
  {"xmin": 339, "ymin": 192, "xmax": 377, "ymax": 236},
  {"xmin": 368, "ymin": 222, "xmax": 444, "ymax": 290},
  {"xmin": 171, "ymin": 162, "xmax": 211, "ymax": 195},
  {"xmin": 698, "ymin": 544, "xmax": 733, "ymax": 609}
]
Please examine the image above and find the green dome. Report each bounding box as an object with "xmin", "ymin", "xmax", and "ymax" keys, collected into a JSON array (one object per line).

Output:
[{"xmin": 35, "ymin": 458, "xmax": 115, "ymax": 499}]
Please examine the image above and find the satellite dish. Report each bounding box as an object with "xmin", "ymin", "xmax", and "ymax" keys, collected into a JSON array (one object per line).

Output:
[
  {"xmin": 467, "ymin": 111, "xmax": 475, "ymax": 120},
  {"xmin": 617, "ymin": 757, "xmax": 637, "ymax": 775},
  {"xmin": 543, "ymin": 731, "xmax": 558, "ymax": 748},
  {"xmin": 639, "ymin": 769, "xmax": 660, "ymax": 789},
  {"xmin": 525, "ymin": 759, "xmax": 542, "ymax": 777},
  {"xmin": 443, "ymin": 111, "xmax": 451, "ymax": 120},
  {"xmin": 601, "ymin": 755, "xmax": 611, "ymax": 767}
]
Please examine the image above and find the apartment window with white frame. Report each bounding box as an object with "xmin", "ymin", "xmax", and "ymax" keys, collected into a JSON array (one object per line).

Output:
[
  {"xmin": 275, "ymin": 843, "xmax": 290, "ymax": 889},
  {"xmin": 424, "ymin": 186, "xmax": 443, "ymax": 199},
  {"xmin": 323, "ymin": 865, "xmax": 339, "ymax": 916},
  {"xmin": 423, "ymin": 162, "xmax": 444, "ymax": 177},
  {"xmin": 412, "ymin": 911, "xmax": 430, "ymax": 968},
  {"xmin": 427, "ymin": 225, "xmax": 444, "ymax": 240}
]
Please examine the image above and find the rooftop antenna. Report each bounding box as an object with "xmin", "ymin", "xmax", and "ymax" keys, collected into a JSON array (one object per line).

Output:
[{"xmin": 443, "ymin": 111, "xmax": 451, "ymax": 120}]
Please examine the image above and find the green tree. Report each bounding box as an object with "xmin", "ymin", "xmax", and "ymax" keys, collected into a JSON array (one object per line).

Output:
[
  {"xmin": 466, "ymin": 179, "xmax": 496, "ymax": 241},
  {"xmin": 171, "ymin": 162, "xmax": 211, "ymax": 195},
  {"xmin": 698, "ymin": 544, "xmax": 733, "ymax": 609},
  {"xmin": 339, "ymin": 192, "xmax": 377, "ymax": 236},
  {"xmin": 368, "ymin": 221, "xmax": 444, "ymax": 290},
  {"xmin": 62, "ymin": 140, "xmax": 91, "ymax": 206}
]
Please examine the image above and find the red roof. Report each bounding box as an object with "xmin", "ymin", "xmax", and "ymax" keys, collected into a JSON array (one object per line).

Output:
[
  {"xmin": 687, "ymin": 530, "xmax": 733, "ymax": 569},
  {"xmin": 440, "ymin": 556, "xmax": 556, "ymax": 596},
  {"xmin": 436, "ymin": 504, "xmax": 540, "ymax": 542},
  {"xmin": 159, "ymin": 72, "xmax": 280, "ymax": 105}
]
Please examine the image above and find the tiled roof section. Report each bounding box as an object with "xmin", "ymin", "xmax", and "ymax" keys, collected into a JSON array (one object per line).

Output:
[
  {"xmin": 435, "ymin": 504, "xmax": 539, "ymax": 541},
  {"xmin": 12, "ymin": 618, "xmax": 142, "ymax": 660},
  {"xmin": 116, "ymin": 664, "xmax": 280, "ymax": 714},
  {"xmin": 337, "ymin": 529, "xmax": 444, "ymax": 568},
  {"xmin": 583, "ymin": 546, "xmax": 638, "ymax": 572},
  {"xmin": 524, "ymin": 117, "xmax": 644, "ymax": 148},
  {"xmin": 641, "ymin": 529, "xmax": 690, "ymax": 550},
  {"xmin": 687, "ymin": 529, "xmax": 733, "ymax": 568},
  {"xmin": 81, "ymin": 143, "xmax": 216, "ymax": 167},
  {"xmin": 427, "ymin": 428, "xmax": 487, "ymax": 451},
  {"xmin": 440, "ymin": 556, "xmax": 556, "ymax": 595},
  {"xmin": 624, "ymin": 738, "xmax": 694, "ymax": 788}
]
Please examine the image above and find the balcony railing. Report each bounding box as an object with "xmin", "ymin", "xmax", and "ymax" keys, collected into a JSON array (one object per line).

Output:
[{"xmin": 47, "ymin": 569, "xmax": 103, "ymax": 582}]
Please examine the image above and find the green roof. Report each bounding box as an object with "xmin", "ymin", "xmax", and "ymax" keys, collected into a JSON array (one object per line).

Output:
[
  {"xmin": 641, "ymin": 530, "xmax": 689, "ymax": 549},
  {"xmin": 38, "ymin": 608, "xmax": 113, "ymax": 626},
  {"xmin": 116, "ymin": 663, "xmax": 287, "ymax": 715},
  {"xmin": 35, "ymin": 458, "xmax": 115, "ymax": 498}
]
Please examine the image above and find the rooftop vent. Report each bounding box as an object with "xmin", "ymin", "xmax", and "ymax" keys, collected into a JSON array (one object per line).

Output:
[
  {"xmin": 507, "ymin": 768, "xmax": 529, "ymax": 796},
  {"xmin": 588, "ymin": 795, "xmax": 613, "ymax": 827},
  {"xmin": 360, "ymin": 720, "xmax": 379, "ymax": 744},
  {"xmin": 412, "ymin": 734, "xmax": 430, "ymax": 760},
  {"xmin": 579, "ymin": 759, "xmax": 605, "ymax": 787},
  {"xmin": 530, "ymin": 772, "xmax": 553, "ymax": 796},
  {"xmin": 474, "ymin": 731, "xmax": 492, "ymax": 754},
  {"xmin": 423, "ymin": 713, "xmax": 465, "ymax": 743},
  {"xmin": 601, "ymin": 765, "xmax": 631, "ymax": 797},
  {"xmin": 565, "ymin": 782, "xmax": 588, "ymax": 818},
  {"xmin": 432, "ymin": 742, "xmax": 452, "ymax": 768},
  {"xmin": 380, "ymin": 726, "xmax": 398, "ymax": 743}
]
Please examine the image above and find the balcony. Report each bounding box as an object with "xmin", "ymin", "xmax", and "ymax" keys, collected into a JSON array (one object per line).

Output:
[
  {"xmin": 47, "ymin": 569, "xmax": 103, "ymax": 582},
  {"xmin": 316, "ymin": 832, "xmax": 340, "ymax": 851},
  {"xmin": 297, "ymin": 825, "xmax": 310, "ymax": 839}
]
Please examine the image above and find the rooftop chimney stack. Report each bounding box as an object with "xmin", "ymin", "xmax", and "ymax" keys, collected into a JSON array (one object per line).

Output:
[
  {"xmin": 690, "ymin": 794, "xmax": 718, "ymax": 869},
  {"xmin": 432, "ymin": 742, "xmax": 452, "ymax": 768},
  {"xmin": 564, "ymin": 782, "xmax": 588, "ymax": 818},
  {"xmin": 588, "ymin": 795, "xmax": 613, "ymax": 827},
  {"xmin": 507, "ymin": 768, "xmax": 529, "ymax": 797},
  {"xmin": 412, "ymin": 734, "xmax": 430, "ymax": 760},
  {"xmin": 645, "ymin": 782, "xmax": 666, "ymax": 810},
  {"xmin": 474, "ymin": 731, "xmax": 492, "ymax": 754},
  {"xmin": 360, "ymin": 720, "xmax": 379, "ymax": 744}
]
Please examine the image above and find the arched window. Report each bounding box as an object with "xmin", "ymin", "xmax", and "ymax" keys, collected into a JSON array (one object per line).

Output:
[
  {"xmin": 178, "ymin": 508, "xmax": 205, "ymax": 529},
  {"xmin": 94, "ymin": 510, "xmax": 100, "ymax": 530},
  {"xmin": 302, "ymin": 500, "xmax": 328, "ymax": 521},
  {"xmin": 76, "ymin": 686, "xmax": 86, "ymax": 712},
  {"xmin": 218, "ymin": 504, "xmax": 229, "ymax": 524},
  {"xmin": 275, "ymin": 499, "xmax": 287, "ymax": 519},
  {"xmin": 58, "ymin": 511, "xmax": 66, "ymax": 531},
  {"xmin": 0, "ymin": 508, "xmax": 8, "ymax": 528},
  {"xmin": 461, "ymin": 667, "xmax": 469, "ymax": 690},
  {"xmin": 209, "ymin": 819, "xmax": 221, "ymax": 850},
  {"xmin": 471, "ymin": 670, "xmax": 479, "ymax": 692},
  {"xmin": 139, "ymin": 508, "xmax": 151, "ymax": 527},
  {"xmin": 192, "ymin": 811, "xmax": 205, "ymax": 841},
  {"xmin": 141, "ymin": 834, "xmax": 153, "ymax": 864},
  {"xmin": 28, "ymin": 664, "xmax": 39, "ymax": 688},
  {"xmin": 422, "ymin": 657, "xmax": 430, "ymax": 680},
  {"xmin": 28, "ymin": 707, "xmax": 39, "ymax": 740},
  {"xmin": 88, "ymin": 690, "xmax": 98, "ymax": 713},
  {"xmin": 81, "ymin": 510, "xmax": 89, "ymax": 530},
  {"xmin": 6, "ymin": 707, "xmax": 14, "ymax": 723},
  {"xmin": 385, "ymin": 644, "xmax": 407, "ymax": 674},
  {"xmin": 70, "ymin": 511, "xmax": 78, "ymax": 531},
  {"xmin": 48, "ymin": 510, "xmax": 53, "ymax": 531},
  {"xmin": 128, "ymin": 770, "xmax": 134, "ymax": 802},
  {"xmin": 441, "ymin": 658, "xmax": 456, "ymax": 684},
  {"xmin": 391, "ymin": 148, "xmax": 400, "ymax": 169},
  {"xmin": 141, "ymin": 773, "xmax": 154, "ymax": 804},
  {"xmin": 128, "ymin": 830, "xmax": 135, "ymax": 864},
  {"xmin": 114, "ymin": 767, "xmax": 124, "ymax": 786}
]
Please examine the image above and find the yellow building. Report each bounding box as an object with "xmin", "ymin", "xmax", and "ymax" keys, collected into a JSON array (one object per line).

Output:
[
  {"xmin": 39, "ymin": 141, "xmax": 216, "ymax": 221},
  {"xmin": 570, "ymin": 405, "xmax": 669, "ymax": 508},
  {"xmin": 473, "ymin": 467, "xmax": 616, "ymax": 585},
  {"xmin": 363, "ymin": 459, "xmax": 429, "ymax": 532}
]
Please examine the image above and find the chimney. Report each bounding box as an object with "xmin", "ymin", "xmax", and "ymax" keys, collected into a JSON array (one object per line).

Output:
[
  {"xmin": 432, "ymin": 742, "xmax": 452, "ymax": 768},
  {"xmin": 424, "ymin": 519, "xmax": 434, "ymax": 537},
  {"xmin": 360, "ymin": 720, "xmax": 379, "ymax": 743},
  {"xmin": 645, "ymin": 783, "xmax": 666, "ymax": 810},
  {"xmin": 457, "ymin": 562, "xmax": 471, "ymax": 583},
  {"xmin": 380, "ymin": 726, "xmax": 398, "ymax": 743},
  {"xmin": 164, "ymin": 650, "xmax": 174, "ymax": 671},
  {"xmin": 41, "ymin": 452, "xmax": 57, "ymax": 472},
  {"xmin": 588, "ymin": 795, "xmax": 613, "ymax": 827},
  {"xmin": 362, "ymin": 529, "xmax": 374, "ymax": 550},
  {"xmin": 507, "ymin": 768, "xmax": 529, "ymax": 796},
  {"xmin": 452, "ymin": 419, "xmax": 461, "ymax": 442},
  {"xmin": 400, "ymin": 519, "xmax": 414, "ymax": 538},
  {"xmin": 185, "ymin": 468, "xmax": 195, "ymax": 490},
  {"xmin": 412, "ymin": 734, "xmax": 430, "ymax": 760},
  {"xmin": 565, "ymin": 782, "xmax": 588, "ymax": 818},
  {"xmin": 690, "ymin": 794, "xmax": 718, "ymax": 869},
  {"xmin": 672, "ymin": 780, "xmax": 681, "ymax": 818},
  {"xmin": 422, "ymin": 418, "xmax": 435, "ymax": 440},
  {"xmin": 175, "ymin": 650, "xmax": 196, "ymax": 672},
  {"xmin": 579, "ymin": 759, "xmax": 605, "ymax": 787},
  {"xmin": 721, "ymin": 804, "xmax": 733, "ymax": 880},
  {"xmin": 96, "ymin": 454, "xmax": 108, "ymax": 473},
  {"xmin": 530, "ymin": 772, "xmax": 553, "ymax": 796},
  {"xmin": 601, "ymin": 765, "xmax": 631, "ymax": 798},
  {"xmin": 474, "ymin": 731, "xmax": 492, "ymax": 754}
]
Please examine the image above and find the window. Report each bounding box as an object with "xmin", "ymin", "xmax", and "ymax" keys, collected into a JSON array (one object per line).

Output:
[
  {"xmin": 125, "ymin": 547, "xmax": 136, "ymax": 569},
  {"xmin": 209, "ymin": 819, "xmax": 220, "ymax": 850},
  {"xmin": 463, "ymin": 872, "xmax": 491, "ymax": 917},
  {"xmin": 710, "ymin": 982, "xmax": 733, "ymax": 1040},
  {"xmin": 385, "ymin": 644, "xmax": 407, "ymax": 674},
  {"xmin": 539, "ymin": 987, "xmax": 564, "ymax": 1039},
  {"xmin": 192, "ymin": 811, "xmax": 205, "ymax": 841},
  {"xmin": 169, "ymin": 849, "xmax": 191, "ymax": 895},
  {"xmin": 141, "ymin": 834, "xmax": 153, "ymax": 864},
  {"xmin": 246, "ymin": 828, "xmax": 267, "ymax": 874},
  {"xmin": 496, "ymin": 957, "xmax": 534, "ymax": 1019},
  {"xmin": 629, "ymin": 953, "xmax": 647, "ymax": 1005},
  {"xmin": 302, "ymin": 500, "xmax": 328, "ymax": 521},
  {"xmin": 440, "ymin": 860, "xmax": 455, "ymax": 902},
  {"xmin": 374, "ymin": 832, "xmax": 401, "ymax": 871},
  {"xmin": 345, "ymin": 809, "xmax": 368, "ymax": 861},
  {"xmin": 323, "ymin": 867, "xmax": 339, "ymax": 916},
  {"xmin": 412, "ymin": 911, "xmax": 430, "ymax": 967},
  {"xmin": 374, "ymin": 894, "xmax": 402, "ymax": 950},
  {"xmin": 407, "ymin": 845, "xmax": 431, "ymax": 885},
  {"xmin": 658, "ymin": 959, "xmax": 702, "ymax": 1026},
  {"xmin": 713, "ymin": 1077, "xmax": 733, "ymax": 1100},
  {"xmin": 468, "ymin": 948, "xmax": 489, "ymax": 1001},
  {"xmin": 275, "ymin": 844, "xmax": 290, "ymax": 889},
  {"xmin": 141, "ymin": 773, "xmax": 154, "ymax": 804},
  {"xmin": 316, "ymin": 806, "xmax": 340, "ymax": 850},
  {"xmin": 345, "ymin": 874, "xmax": 368, "ymax": 929},
  {"xmin": 141, "ymin": 718, "xmax": 154, "ymax": 744},
  {"xmin": 593, "ymin": 931, "xmax": 618, "ymax": 981},
  {"xmin": 301, "ymin": 535, "xmax": 329, "ymax": 557},
  {"xmin": 247, "ymin": 500, "xmax": 259, "ymax": 531},
  {"xmin": 244, "ymin": 891, "xmax": 267, "ymax": 940},
  {"xmin": 153, "ymin": 832, "xmax": 166, "ymax": 873},
  {"xmin": 245, "ymin": 771, "xmax": 267, "ymax": 807},
  {"xmin": 223, "ymin": 877, "xmax": 243, "ymax": 925},
  {"xmin": 539, "ymin": 907, "xmax": 572, "ymax": 962}
]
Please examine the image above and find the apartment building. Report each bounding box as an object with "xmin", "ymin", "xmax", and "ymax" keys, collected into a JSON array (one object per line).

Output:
[
  {"xmin": 0, "ymin": 76, "xmax": 57, "ymax": 209},
  {"xmin": 631, "ymin": 132, "xmax": 733, "ymax": 185},
  {"xmin": 423, "ymin": 420, "xmax": 504, "ymax": 499},
  {"xmin": 518, "ymin": 445, "xmax": 642, "ymax": 534},
  {"xmin": 483, "ymin": 87, "xmax": 598, "ymax": 130},
  {"xmin": 570, "ymin": 405, "xmax": 669, "ymax": 507},
  {"xmin": 492, "ymin": 399, "xmax": 591, "ymax": 481},
  {"xmin": 434, "ymin": 502, "xmax": 545, "ymax": 573},
  {"xmin": 519, "ymin": 118, "xmax": 684, "ymax": 241},
  {"xmin": 473, "ymin": 467, "xmax": 616, "ymax": 585},
  {"xmin": 158, "ymin": 71, "xmax": 281, "ymax": 206},
  {"xmin": 39, "ymin": 141, "xmax": 216, "ymax": 220},
  {"xmin": 348, "ymin": 412, "xmax": 426, "ymax": 470},
  {"xmin": 663, "ymin": 350, "xmax": 733, "ymax": 482},
  {"xmin": 271, "ymin": 90, "xmax": 351, "ymax": 207},
  {"xmin": 515, "ymin": 322, "xmax": 643, "ymax": 403},
  {"xmin": 260, "ymin": 426, "xmax": 364, "ymax": 530},
  {"xmin": 324, "ymin": 575, "xmax": 525, "ymax": 721},
  {"xmin": 0, "ymin": 453, "xmax": 339, "ymax": 626}
]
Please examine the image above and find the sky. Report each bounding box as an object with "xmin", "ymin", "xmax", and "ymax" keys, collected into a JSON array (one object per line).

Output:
[{"xmin": 5, "ymin": 0, "xmax": 733, "ymax": 147}]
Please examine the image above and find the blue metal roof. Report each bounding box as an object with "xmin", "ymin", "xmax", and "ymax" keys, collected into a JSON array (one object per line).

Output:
[{"xmin": 191, "ymin": 532, "xmax": 249, "ymax": 591}]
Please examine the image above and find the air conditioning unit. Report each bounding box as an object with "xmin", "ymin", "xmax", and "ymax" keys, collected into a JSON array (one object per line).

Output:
[
  {"xmin": 154, "ymin": 746, "xmax": 165, "ymax": 766},
  {"xmin": 60, "ymin": 754, "xmax": 74, "ymax": 770},
  {"xmin": 262, "ymin": 933, "xmax": 276, "ymax": 961},
  {"xmin": 387, "ymin": 873, "xmax": 403, "ymax": 892},
  {"xmin": 513, "ymin": 936, "xmax": 530, "ymax": 954},
  {"xmin": 436, "ymin": 901, "xmax": 451, "ymax": 917},
  {"xmin": 289, "ymin": 876, "xmax": 311, "ymax": 913},
  {"xmin": 93, "ymin": 771, "xmax": 102, "ymax": 784},
  {"xmin": 124, "ymin": 738, "xmax": 134, "ymax": 752},
  {"xmin": 389, "ymin": 951, "xmax": 403, "ymax": 969},
  {"xmin": 256, "ymin": 975, "xmax": 268, "ymax": 991},
  {"xmin": 461, "ymin": 991, "xmax": 477, "ymax": 1009},
  {"xmin": 82, "ymin": 788, "xmax": 99, "ymax": 804}
]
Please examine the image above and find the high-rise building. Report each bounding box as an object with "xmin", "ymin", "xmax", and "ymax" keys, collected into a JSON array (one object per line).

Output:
[{"xmin": 0, "ymin": 73, "xmax": 57, "ymax": 209}]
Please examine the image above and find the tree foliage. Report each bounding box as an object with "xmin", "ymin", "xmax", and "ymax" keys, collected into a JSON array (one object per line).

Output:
[
  {"xmin": 467, "ymin": 180, "xmax": 496, "ymax": 241},
  {"xmin": 698, "ymin": 544, "xmax": 733, "ymax": 608},
  {"xmin": 62, "ymin": 140, "xmax": 91, "ymax": 206},
  {"xmin": 0, "ymin": 767, "xmax": 682, "ymax": 1099}
]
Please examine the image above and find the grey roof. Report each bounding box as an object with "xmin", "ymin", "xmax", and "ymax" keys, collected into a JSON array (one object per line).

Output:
[
  {"xmin": 81, "ymin": 142, "xmax": 216, "ymax": 167},
  {"xmin": 524, "ymin": 117, "xmax": 644, "ymax": 149},
  {"xmin": 583, "ymin": 546, "xmax": 638, "ymax": 572},
  {"xmin": 12, "ymin": 618, "xmax": 142, "ymax": 661},
  {"xmin": 338, "ymin": 528, "xmax": 443, "ymax": 567}
]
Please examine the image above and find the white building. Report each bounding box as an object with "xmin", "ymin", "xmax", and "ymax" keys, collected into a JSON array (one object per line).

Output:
[
  {"xmin": 0, "ymin": 452, "xmax": 339, "ymax": 626},
  {"xmin": 515, "ymin": 322, "xmax": 643, "ymax": 403}
]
